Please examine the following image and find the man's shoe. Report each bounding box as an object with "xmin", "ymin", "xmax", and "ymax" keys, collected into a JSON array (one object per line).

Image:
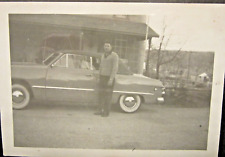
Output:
[
  {"xmin": 94, "ymin": 111, "xmax": 102, "ymax": 115},
  {"xmin": 101, "ymin": 113, "xmax": 109, "ymax": 117}
]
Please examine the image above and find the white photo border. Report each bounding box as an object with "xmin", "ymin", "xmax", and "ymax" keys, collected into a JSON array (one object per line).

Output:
[{"xmin": 0, "ymin": 2, "xmax": 225, "ymax": 157}]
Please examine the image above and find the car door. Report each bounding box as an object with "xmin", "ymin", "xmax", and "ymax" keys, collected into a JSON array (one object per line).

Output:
[
  {"xmin": 66, "ymin": 54, "xmax": 98, "ymax": 103},
  {"xmin": 45, "ymin": 53, "xmax": 98, "ymax": 103}
]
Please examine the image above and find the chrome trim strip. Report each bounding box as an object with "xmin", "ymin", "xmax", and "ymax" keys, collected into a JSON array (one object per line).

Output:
[
  {"xmin": 32, "ymin": 86, "xmax": 154, "ymax": 95},
  {"xmin": 47, "ymin": 86, "xmax": 94, "ymax": 91},
  {"xmin": 32, "ymin": 85, "xmax": 45, "ymax": 88},
  {"xmin": 66, "ymin": 54, "xmax": 68, "ymax": 68},
  {"xmin": 113, "ymin": 90, "xmax": 154, "ymax": 95},
  {"xmin": 32, "ymin": 86, "xmax": 94, "ymax": 91}
]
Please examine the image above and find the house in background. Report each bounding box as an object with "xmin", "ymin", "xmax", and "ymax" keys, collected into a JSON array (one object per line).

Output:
[
  {"xmin": 197, "ymin": 73, "xmax": 209, "ymax": 83},
  {"xmin": 9, "ymin": 14, "xmax": 159, "ymax": 74}
]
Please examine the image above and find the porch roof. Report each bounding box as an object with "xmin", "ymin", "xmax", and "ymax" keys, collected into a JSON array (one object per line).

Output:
[{"xmin": 10, "ymin": 14, "xmax": 159, "ymax": 38}]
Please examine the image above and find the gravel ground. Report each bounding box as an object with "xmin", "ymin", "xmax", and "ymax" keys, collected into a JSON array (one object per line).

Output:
[{"xmin": 13, "ymin": 100, "xmax": 210, "ymax": 150}]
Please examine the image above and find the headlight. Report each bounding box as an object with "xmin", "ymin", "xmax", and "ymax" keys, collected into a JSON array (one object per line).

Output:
[{"xmin": 154, "ymin": 87, "xmax": 158, "ymax": 91}]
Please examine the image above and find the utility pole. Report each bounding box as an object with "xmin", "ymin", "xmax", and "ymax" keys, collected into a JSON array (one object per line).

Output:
[
  {"xmin": 186, "ymin": 51, "xmax": 192, "ymax": 84},
  {"xmin": 146, "ymin": 38, "xmax": 152, "ymax": 77},
  {"xmin": 145, "ymin": 16, "xmax": 151, "ymax": 77},
  {"xmin": 79, "ymin": 32, "xmax": 84, "ymax": 50}
]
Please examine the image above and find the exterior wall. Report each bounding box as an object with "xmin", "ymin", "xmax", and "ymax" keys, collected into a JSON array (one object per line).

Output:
[
  {"xmin": 10, "ymin": 15, "xmax": 150, "ymax": 74},
  {"xmin": 10, "ymin": 22, "xmax": 82, "ymax": 62},
  {"xmin": 135, "ymin": 40, "xmax": 147, "ymax": 74},
  {"xmin": 67, "ymin": 30, "xmax": 147, "ymax": 74},
  {"xmin": 85, "ymin": 15, "xmax": 148, "ymax": 74}
]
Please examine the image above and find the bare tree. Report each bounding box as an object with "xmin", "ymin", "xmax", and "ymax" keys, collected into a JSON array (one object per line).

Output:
[{"xmin": 154, "ymin": 24, "xmax": 186, "ymax": 79}]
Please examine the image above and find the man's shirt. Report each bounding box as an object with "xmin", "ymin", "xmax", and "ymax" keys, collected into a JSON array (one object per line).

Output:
[{"xmin": 99, "ymin": 51, "xmax": 119, "ymax": 80}]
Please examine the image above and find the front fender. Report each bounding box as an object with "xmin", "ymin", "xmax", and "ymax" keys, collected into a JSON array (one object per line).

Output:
[{"xmin": 112, "ymin": 74, "xmax": 164, "ymax": 104}]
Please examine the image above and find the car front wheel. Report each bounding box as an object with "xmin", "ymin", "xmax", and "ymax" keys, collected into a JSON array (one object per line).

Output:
[
  {"xmin": 12, "ymin": 84, "xmax": 30, "ymax": 109},
  {"xmin": 119, "ymin": 94, "xmax": 141, "ymax": 113}
]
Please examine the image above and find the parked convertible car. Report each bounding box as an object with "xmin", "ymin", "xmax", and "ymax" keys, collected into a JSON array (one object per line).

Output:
[{"xmin": 11, "ymin": 50, "xmax": 165, "ymax": 113}]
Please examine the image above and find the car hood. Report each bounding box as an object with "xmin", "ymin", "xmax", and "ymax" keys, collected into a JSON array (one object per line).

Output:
[{"xmin": 117, "ymin": 74, "xmax": 164, "ymax": 87}]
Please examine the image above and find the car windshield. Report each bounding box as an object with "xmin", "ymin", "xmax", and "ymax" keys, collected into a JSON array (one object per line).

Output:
[{"xmin": 43, "ymin": 53, "xmax": 61, "ymax": 65}]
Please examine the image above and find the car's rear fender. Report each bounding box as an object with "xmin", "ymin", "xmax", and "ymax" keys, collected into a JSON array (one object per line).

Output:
[{"xmin": 11, "ymin": 65, "xmax": 48, "ymax": 100}]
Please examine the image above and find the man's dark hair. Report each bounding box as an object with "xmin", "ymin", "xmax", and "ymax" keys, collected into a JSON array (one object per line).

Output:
[
  {"xmin": 104, "ymin": 40, "xmax": 114, "ymax": 52},
  {"xmin": 104, "ymin": 40, "xmax": 113, "ymax": 46}
]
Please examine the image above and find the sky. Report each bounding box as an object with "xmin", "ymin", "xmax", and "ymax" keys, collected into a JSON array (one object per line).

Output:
[{"xmin": 146, "ymin": 4, "xmax": 225, "ymax": 52}]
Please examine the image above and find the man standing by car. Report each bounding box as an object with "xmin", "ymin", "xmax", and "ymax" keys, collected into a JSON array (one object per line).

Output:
[{"xmin": 95, "ymin": 41, "xmax": 119, "ymax": 117}]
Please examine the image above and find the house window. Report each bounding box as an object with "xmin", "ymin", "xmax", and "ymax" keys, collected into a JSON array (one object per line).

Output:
[{"xmin": 114, "ymin": 39, "xmax": 127, "ymax": 59}]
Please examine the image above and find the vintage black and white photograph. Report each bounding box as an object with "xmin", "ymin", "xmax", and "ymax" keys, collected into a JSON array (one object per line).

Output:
[{"xmin": 1, "ymin": 2, "xmax": 225, "ymax": 157}]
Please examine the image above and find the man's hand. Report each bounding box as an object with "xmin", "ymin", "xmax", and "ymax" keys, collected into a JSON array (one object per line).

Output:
[
  {"xmin": 107, "ymin": 79, "xmax": 113, "ymax": 86},
  {"xmin": 96, "ymin": 75, "xmax": 100, "ymax": 82}
]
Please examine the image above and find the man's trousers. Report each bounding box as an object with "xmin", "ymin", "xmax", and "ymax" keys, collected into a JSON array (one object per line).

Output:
[{"xmin": 98, "ymin": 75, "xmax": 115, "ymax": 115}]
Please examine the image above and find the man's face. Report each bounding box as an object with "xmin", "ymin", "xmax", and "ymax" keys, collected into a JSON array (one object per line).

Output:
[{"xmin": 104, "ymin": 43, "xmax": 112, "ymax": 53}]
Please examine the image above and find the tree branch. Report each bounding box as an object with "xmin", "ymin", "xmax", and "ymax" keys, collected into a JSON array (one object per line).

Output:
[
  {"xmin": 160, "ymin": 37, "xmax": 188, "ymax": 65},
  {"xmin": 158, "ymin": 35, "xmax": 164, "ymax": 63},
  {"xmin": 164, "ymin": 32, "xmax": 173, "ymax": 49},
  {"xmin": 159, "ymin": 48, "xmax": 181, "ymax": 65}
]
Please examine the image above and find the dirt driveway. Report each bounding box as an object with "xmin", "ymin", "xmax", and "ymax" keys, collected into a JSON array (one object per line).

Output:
[{"xmin": 13, "ymin": 100, "xmax": 210, "ymax": 150}]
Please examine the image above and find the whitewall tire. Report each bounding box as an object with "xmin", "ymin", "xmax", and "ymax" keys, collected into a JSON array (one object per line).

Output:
[
  {"xmin": 12, "ymin": 84, "xmax": 30, "ymax": 109},
  {"xmin": 119, "ymin": 94, "xmax": 141, "ymax": 113}
]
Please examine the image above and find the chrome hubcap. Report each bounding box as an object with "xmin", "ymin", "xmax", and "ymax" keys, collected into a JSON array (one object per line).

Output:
[
  {"xmin": 124, "ymin": 96, "xmax": 136, "ymax": 107},
  {"xmin": 12, "ymin": 90, "xmax": 25, "ymax": 103}
]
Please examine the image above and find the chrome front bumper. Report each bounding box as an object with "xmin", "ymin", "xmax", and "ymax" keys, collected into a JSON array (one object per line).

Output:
[{"xmin": 157, "ymin": 97, "xmax": 165, "ymax": 103}]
